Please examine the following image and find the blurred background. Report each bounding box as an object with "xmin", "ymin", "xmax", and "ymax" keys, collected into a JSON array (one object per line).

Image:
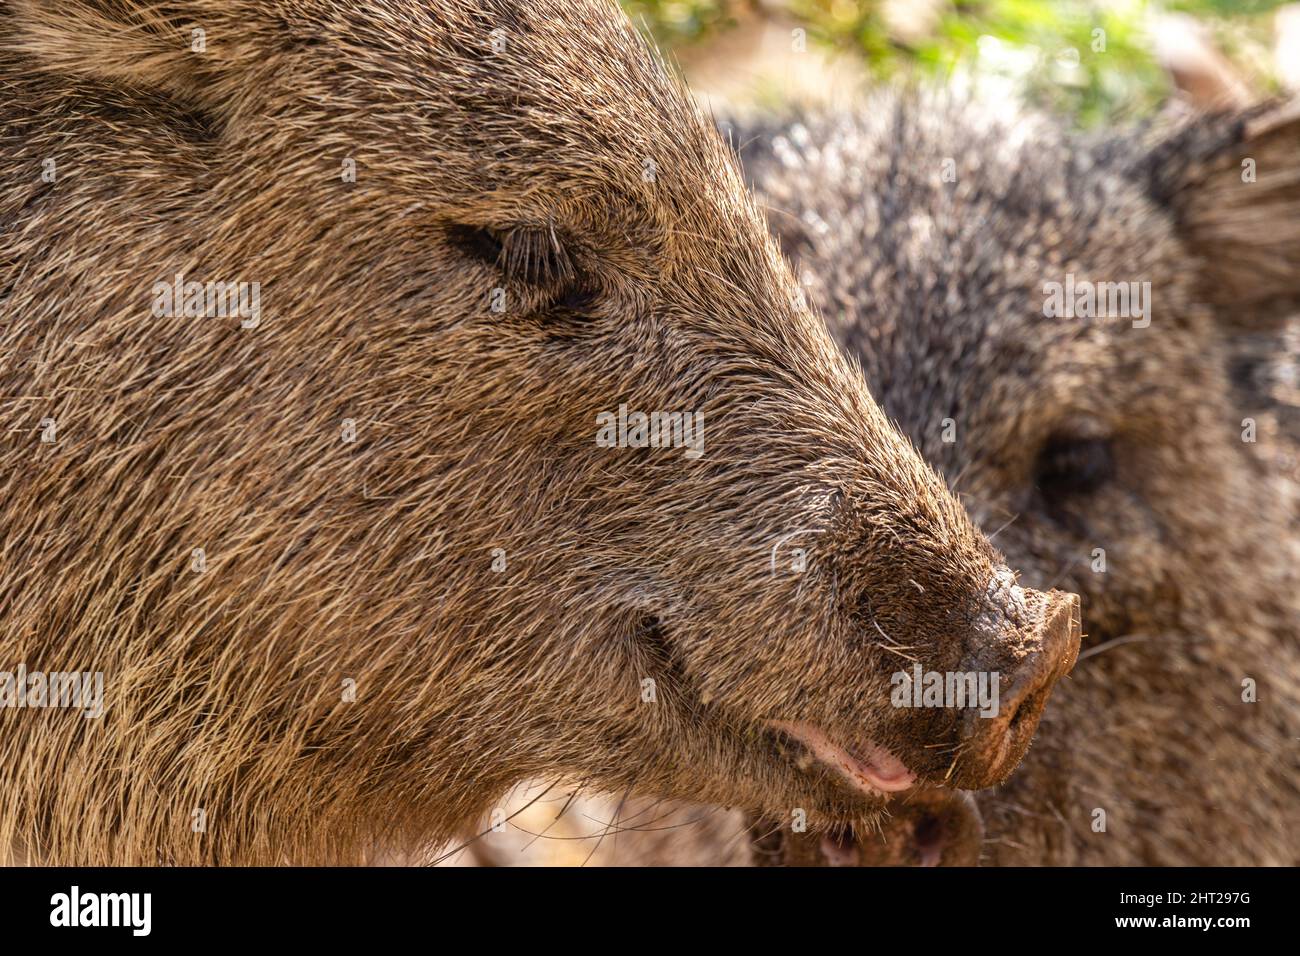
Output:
[{"xmin": 620, "ymin": 0, "xmax": 1298, "ymax": 124}]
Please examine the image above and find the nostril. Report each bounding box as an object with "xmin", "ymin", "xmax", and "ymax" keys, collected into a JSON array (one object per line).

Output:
[
  {"xmin": 1003, "ymin": 688, "xmax": 1033, "ymax": 733},
  {"xmin": 1005, "ymin": 704, "xmax": 1028, "ymax": 741},
  {"xmin": 1007, "ymin": 684, "xmax": 1050, "ymax": 732}
]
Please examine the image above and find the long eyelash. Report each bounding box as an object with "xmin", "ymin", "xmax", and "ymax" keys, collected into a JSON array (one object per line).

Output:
[{"xmin": 501, "ymin": 224, "xmax": 574, "ymax": 286}]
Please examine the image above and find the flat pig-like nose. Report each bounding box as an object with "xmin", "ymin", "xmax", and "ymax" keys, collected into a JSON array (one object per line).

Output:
[{"xmin": 950, "ymin": 589, "xmax": 1082, "ymax": 790}]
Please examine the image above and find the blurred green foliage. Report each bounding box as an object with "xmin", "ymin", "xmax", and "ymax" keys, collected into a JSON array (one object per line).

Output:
[
  {"xmin": 622, "ymin": 0, "xmax": 738, "ymax": 42},
  {"xmin": 622, "ymin": 0, "xmax": 1287, "ymax": 124}
]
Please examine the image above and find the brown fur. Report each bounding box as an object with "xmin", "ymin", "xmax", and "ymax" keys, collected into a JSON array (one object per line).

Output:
[
  {"xmin": 491, "ymin": 92, "xmax": 1300, "ymax": 866},
  {"xmin": 0, "ymin": 5, "xmax": 1061, "ymax": 864}
]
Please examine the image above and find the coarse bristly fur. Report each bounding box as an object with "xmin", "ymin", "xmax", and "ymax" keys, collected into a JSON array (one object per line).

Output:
[
  {"xmin": 488, "ymin": 91, "xmax": 1300, "ymax": 866},
  {"xmin": 0, "ymin": 4, "xmax": 1073, "ymax": 864}
]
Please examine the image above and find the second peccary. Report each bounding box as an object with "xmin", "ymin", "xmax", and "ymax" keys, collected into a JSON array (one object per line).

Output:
[{"xmin": 469, "ymin": 94, "xmax": 1300, "ymax": 866}]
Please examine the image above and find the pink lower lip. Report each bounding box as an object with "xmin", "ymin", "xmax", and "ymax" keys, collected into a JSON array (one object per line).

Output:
[{"xmin": 769, "ymin": 720, "xmax": 917, "ymax": 796}]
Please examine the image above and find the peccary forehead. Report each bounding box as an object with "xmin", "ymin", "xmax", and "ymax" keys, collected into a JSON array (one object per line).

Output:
[
  {"xmin": 3, "ymin": 0, "xmax": 739, "ymax": 230},
  {"xmin": 294, "ymin": 0, "xmax": 765, "ymax": 270},
  {"xmin": 742, "ymin": 94, "xmax": 1205, "ymax": 468},
  {"xmin": 333, "ymin": 0, "xmax": 732, "ymax": 207}
]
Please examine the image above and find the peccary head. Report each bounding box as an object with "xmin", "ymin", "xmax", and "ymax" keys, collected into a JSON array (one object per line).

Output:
[
  {"xmin": 739, "ymin": 94, "xmax": 1300, "ymax": 865},
  {"xmin": 0, "ymin": 4, "xmax": 1077, "ymax": 862}
]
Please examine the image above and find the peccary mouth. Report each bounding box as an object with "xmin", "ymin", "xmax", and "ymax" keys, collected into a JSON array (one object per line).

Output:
[
  {"xmin": 765, "ymin": 588, "xmax": 1083, "ymax": 799},
  {"xmin": 767, "ymin": 720, "xmax": 916, "ymax": 797}
]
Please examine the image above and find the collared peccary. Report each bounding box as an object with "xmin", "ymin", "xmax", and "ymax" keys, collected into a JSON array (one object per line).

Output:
[
  {"xmin": 0, "ymin": 3, "xmax": 1079, "ymax": 864},
  {"xmin": 469, "ymin": 93, "xmax": 1300, "ymax": 866}
]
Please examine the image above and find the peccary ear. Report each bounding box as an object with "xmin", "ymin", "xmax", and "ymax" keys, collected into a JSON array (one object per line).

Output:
[
  {"xmin": 1144, "ymin": 101, "xmax": 1300, "ymax": 329},
  {"xmin": 5, "ymin": 0, "xmax": 262, "ymax": 119}
]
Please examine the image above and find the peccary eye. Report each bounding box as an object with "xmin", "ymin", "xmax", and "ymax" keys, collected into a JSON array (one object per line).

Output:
[
  {"xmin": 550, "ymin": 283, "xmax": 600, "ymax": 317},
  {"xmin": 447, "ymin": 224, "xmax": 504, "ymax": 266},
  {"xmin": 1034, "ymin": 436, "xmax": 1115, "ymax": 498}
]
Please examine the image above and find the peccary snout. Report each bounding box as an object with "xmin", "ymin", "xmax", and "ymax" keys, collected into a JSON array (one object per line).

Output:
[
  {"xmin": 769, "ymin": 578, "xmax": 1080, "ymax": 799},
  {"xmin": 951, "ymin": 587, "xmax": 1082, "ymax": 789}
]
